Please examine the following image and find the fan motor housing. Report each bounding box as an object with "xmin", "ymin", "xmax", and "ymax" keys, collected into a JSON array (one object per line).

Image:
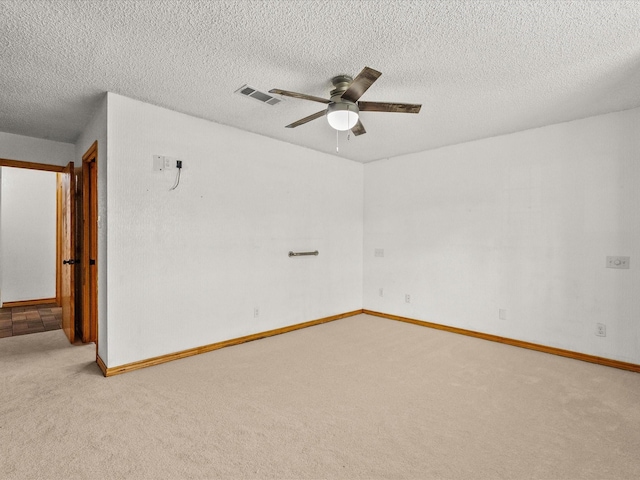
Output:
[{"xmin": 330, "ymin": 75, "xmax": 353, "ymax": 100}]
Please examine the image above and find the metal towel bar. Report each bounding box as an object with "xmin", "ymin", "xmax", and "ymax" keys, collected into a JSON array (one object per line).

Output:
[{"xmin": 289, "ymin": 250, "xmax": 319, "ymax": 257}]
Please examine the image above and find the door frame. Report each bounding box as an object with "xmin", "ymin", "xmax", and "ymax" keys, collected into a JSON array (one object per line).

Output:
[
  {"xmin": 0, "ymin": 155, "xmax": 98, "ymax": 350},
  {"xmin": 81, "ymin": 142, "xmax": 98, "ymax": 344}
]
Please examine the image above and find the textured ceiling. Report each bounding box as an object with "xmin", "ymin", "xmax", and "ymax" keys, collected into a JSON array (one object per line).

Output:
[{"xmin": 1, "ymin": 1, "xmax": 640, "ymax": 163}]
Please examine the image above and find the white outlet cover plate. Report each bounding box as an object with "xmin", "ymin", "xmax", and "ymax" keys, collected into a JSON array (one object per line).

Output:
[
  {"xmin": 164, "ymin": 156, "xmax": 175, "ymax": 169},
  {"xmin": 606, "ymin": 256, "xmax": 630, "ymax": 269},
  {"xmin": 152, "ymin": 154, "xmax": 164, "ymax": 171}
]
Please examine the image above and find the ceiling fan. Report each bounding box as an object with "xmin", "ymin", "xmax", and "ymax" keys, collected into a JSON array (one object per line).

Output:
[{"xmin": 269, "ymin": 66, "xmax": 421, "ymax": 136}]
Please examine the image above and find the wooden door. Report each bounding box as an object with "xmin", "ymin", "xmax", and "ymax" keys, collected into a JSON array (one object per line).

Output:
[
  {"xmin": 60, "ymin": 162, "xmax": 76, "ymax": 343},
  {"xmin": 81, "ymin": 142, "xmax": 98, "ymax": 343}
]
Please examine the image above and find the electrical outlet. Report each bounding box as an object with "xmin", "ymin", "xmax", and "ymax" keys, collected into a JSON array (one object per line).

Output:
[
  {"xmin": 379, "ymin": 288, "xmax": 383, "ymax": 297},
  {"xmin": 163, "ymin": 156, "xmax": 177, "ymax": 170},
  {"xmin": 606, "ymin": 256, "xmax": 630, "ymax": 269},
  {"xmin": 405, "ymin": 294, "xmax": 411, "ymax": 303},
  {"xmin": 499, "ymin": 309, "xmax": 507, "ymax": 320},
  {"xmin": 254, "ymin": 308, "xmax": 259, "ymax": 318},
  {"xmin": 596, "ymin": 323, "xmax": 606, "ymax": 337}
]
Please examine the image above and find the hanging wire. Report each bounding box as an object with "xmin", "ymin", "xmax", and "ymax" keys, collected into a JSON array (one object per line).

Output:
[{"xmin": 170, "ymin": 163, "xmax": 182, "ymax": 191}]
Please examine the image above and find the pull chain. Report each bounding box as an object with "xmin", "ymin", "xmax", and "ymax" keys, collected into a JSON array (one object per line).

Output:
[{"xmin": 336, "ymin": 129, "xmax": 339, "ymax": 153}]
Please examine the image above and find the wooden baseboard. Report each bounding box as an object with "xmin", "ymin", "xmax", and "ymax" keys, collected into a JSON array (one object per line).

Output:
[
  {"xmin": 98, "ymin": 309, "xmax": 364, "ymax": 377},
  {"xmin": 96, "ymin": 355, "xmax": 108, "ymax": 377},
  {"xmin": 363, "ymin": 309, "xmax": 640, "ymax": 374},
  {"xmin": 2, "ymin": 298, "xmax": 58, "ymax": 308},
  {"xmin": 96, "ymin": 308, "xmax": 640, "ymax": 377}
]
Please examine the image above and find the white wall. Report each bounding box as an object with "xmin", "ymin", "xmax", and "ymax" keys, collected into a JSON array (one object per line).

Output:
[
  {"xmin": 5, "ymin": 96, "xmax": 637, "ymax": 369},
  {"xmin": 364, "ymin": 107, "xmax": 640, "ymax": 364},
  {"xmin": 0, "ymin": 132, "xmax": 74, "ymax": 167},
  {"xmin": 105, "ymin": 93, "xmax": 363, "ymax": 367},
  {"xmin": 0, "ymin": 168, "xmax": 57, "ymax": 303},
  {"xmin": 75, "ymin": 94, "xmax": 108, "ymax": 363}
]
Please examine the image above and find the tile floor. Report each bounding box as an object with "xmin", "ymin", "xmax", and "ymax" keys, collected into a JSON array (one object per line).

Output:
[{"xmin": 0, "ymin": 303, "xmax": 62, "ymax": 338}]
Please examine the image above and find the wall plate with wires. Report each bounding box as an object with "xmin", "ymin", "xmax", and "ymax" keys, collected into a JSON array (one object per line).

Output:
[
  {"xmin": 153, "ymin": 154, "xmax": 179, "ymax": 171},
  {"xmin": 153, "ymin": 154, "xmax": 183, "ymax": 189}
]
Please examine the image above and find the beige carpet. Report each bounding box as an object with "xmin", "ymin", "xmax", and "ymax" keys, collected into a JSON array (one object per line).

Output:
[{"xmin": 1, "ymin": 314, "xmax": 639, "ymax": 479}]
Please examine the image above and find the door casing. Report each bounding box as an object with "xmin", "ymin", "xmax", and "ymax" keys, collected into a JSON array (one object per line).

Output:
[{"xmin": 81, "ymin": 142, "xmax": 98, "ymax": 344}]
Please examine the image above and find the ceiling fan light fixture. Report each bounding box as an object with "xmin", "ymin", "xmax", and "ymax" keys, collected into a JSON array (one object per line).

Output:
[{"xmin": 326, "ymin": 102, "xmax": 359, "ymax": 131}]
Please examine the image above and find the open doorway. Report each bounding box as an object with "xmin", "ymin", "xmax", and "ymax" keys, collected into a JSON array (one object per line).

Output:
[
  {"xmin": 0, "ymin": 155, "xmax": 97, "ymax": 346},
  {"xmin": 0, "ymin": 164, "xmax": 60, "ymax": 338}
]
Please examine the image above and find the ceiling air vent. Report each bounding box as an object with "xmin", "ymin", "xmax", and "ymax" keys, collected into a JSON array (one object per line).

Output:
[{"xmin": 235, "ymin": 84, "xmax": 282, "ymax": 105}]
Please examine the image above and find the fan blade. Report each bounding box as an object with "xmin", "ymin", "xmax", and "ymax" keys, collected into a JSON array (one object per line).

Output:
[
  {"xmin": 358, "ymin": 101, "xmax": 421, "ymax": 114},
  {"xmin": 340, "ymin": 67, "xmax": 382, "ymax": 102},
  {"xmin": 351, "ymin": 120, "xmax": 366, "ymax": 136},
  {"xmin": 269, "ymin": 89, "xmax": 331, "ymax": 104},
  {"xmin": 285, "ymin": 109, "xmax": 327, "ymax": 128}
]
